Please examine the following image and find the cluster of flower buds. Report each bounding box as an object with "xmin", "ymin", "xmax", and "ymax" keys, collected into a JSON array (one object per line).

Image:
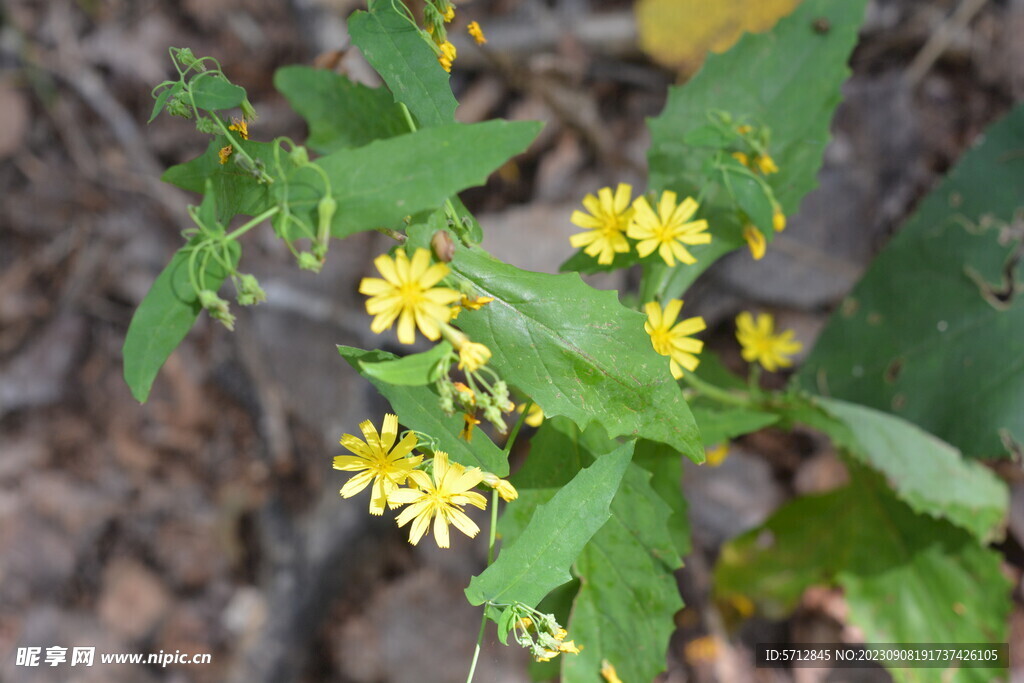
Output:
[{"xmin": 501, "ymin": 604, "xmax": 581, "ymax": 663}]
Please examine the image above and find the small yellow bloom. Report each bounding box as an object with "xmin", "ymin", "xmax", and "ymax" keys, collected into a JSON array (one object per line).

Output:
[
  {"xmin": 535, "ymin": 649, "xmax": 559, "ymax": 663},
  {"xmin": 684, "ymin": 635, "xmax": 720, "ymax": 665},
  {"xmin": 359, "ymin": 248, "xmax": 462, "ymax": 345},
  {"xmin": 482, "ymin": 472, "xmax": 519, "ymax": 501},
  {"xmin": 453, "ymin": 381, "xmax": 476, "ymax": 406},
  {"xmin": 569, "ymin": 183, "xmax": 634, "ymax": 265},
  {"xmin": 460, "ymin": 413, "xmax": 481, "ymax": 442},
  {"xmin": 458, "ymin": 341, "xmax": 491, "ymax": 372},
  {"xmin": 728, "ymin": 593, "xmax": 755, "ymax": 618},
  {"xmin": 228, "ymin": 118, "xmax": 249, "ymax": 140},
  {"xmin": 438, "ymin": 41, "xmax": 457, "ymax": 72},
  {"xmin": 735, "ymin": 312, "xmax": 803, "ymax": 372},
  {"xmin": 772, "ymin": 204, "xmax": 786, "ymax": 232},
  {"xmin": 601, "ymin": 659, "xmax": 623, "ymax": 683},
  {"xmin": 705, "ymin": 443, "xmax": 729, "ymax": 466},
  {"xmin": 627, "ymin": 191, "xmax": 711, "ymax": 267},
  {"xmin": 644, "ymin": 299, "xmax": 706, "ymax": 379},
  {"xmin": 736, "ymin": 124, "xmax": 752, "ymax": 135},
  {"xmin": 442, "ymin": 3, "xmax": 455, "ymax": 22},
  {"xmin": 731, "ymin": 151, "xmax": 749, "ymax": 167},
  {"xmin": 516, "ymin": 402, "xmax": 544, "ymax": 427},
  {"xmin": 334, "ymin": 414, "xmax": 423, "ymax": 515},
  {"xmin": 218, "ymin": 145, "xmax": 233, "ymax": 164},
  {"xmin": 755, "ymin": 153, "xmax": 778, "ymax": 175},
  {"xmin": 517, "ymin": 617, "xmax": 534, "ymax": 631},
  {"xmin": 467, "ymin": 21, "xmax": 487, "ymax": 44},
  {"xmin": 390, "ymin": 451, "xmax": 487, "ymax": 548},
  {"xmin": 743, "ymin": 225, "xmax": 766, "ymax": 260},
  {"xmin": 558, "ymin": 640, "xmax": 581, "ymax": 654},
  {"xmin": 450, "ymin": 294, "xmax": 494, "ymax": 320}
]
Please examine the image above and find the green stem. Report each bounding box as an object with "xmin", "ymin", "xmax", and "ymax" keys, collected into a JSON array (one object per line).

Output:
[
  {"xmin": 682, "ymin": 372, "xmax": 751, "ymax": 408},
  {"xmin": 224, "ymin": 206, "xmax": 280, "ymax": 241}
]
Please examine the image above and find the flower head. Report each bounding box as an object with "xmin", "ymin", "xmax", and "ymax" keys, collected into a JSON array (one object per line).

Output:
[
  {"xmin": 460, "ymin": 413, "xmax": 481, "ymax": 442},
  {"xmin": 705, "ymin": 443, "xmax": 729, "ymax": 467},
  {"xmin": 735, "ymin": 312, "xmax": 802, "ymax": 372},
  {"xmin": 334, "ymin": 414, "xmax": 423, "ymax": 515},
  {"xmin": 644, "ymin": 299, "xmax": 706, "ymax": 379},
  {"xmin": 218, "ymin": 145, "xmax": 233, "ymax": 165},
  {"xmin": 569, "ymin": 184, "xmax": 633, "ymax": 265},
  {"xmin": 516, "ymin": 402, "xmax": 544, "ymax": 427},
  {"xmin": 628, "ymin": 191, "xmax": 711, "ymax": 266},
  {"xmin": 743, "ymin": 225, "xmax": 766, "ymax": 260},
  {"xmin": 390, "ymin": 451, "xmax": 488, "ymax": 548},
  {"xmin": 438, "ymin": 41, "xmax": 457, "ymax": 72},
  {"xmin": 601, "ymin": 660, "xmax": 623, "ymax": 683},
  {"xmin": 359, "ymin": 248, "xmax": 462, "ymax": 345},
  {"xmin": 458, "ymin": 341, "xmax": 491, "ymax": 372},
  {"xmin": 482, "ymin": 472, "xmax": 519, "ymax": 501},
  {"xmin": 755, "ymin": 153, "xmax": 778, "ymax": 175},
  {"xmin": 772, "ymin": 204, "xmax": 786, "ymax": 232},
  {"xmin": 450, "ymin": 294, "xmax": 493, "ymax": 320},
  {"xmin": 228, "ymin": 118, "xmax": 249, "ymax": 140},
  {"xmin": 467, "ymin": 21, "xmax": 487, "ymax": 44},
  {"xmin": 442, "ymin": 3, "xmax": 455, "ymax": 22}
]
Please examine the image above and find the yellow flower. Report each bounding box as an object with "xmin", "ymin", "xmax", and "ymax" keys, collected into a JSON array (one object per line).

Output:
[
  {"xmin": 772, "ymin": 204, "xmax": 786, "ymax": 232},
  {"xmin": 334, "ymin": 414, "xmax": 423, "ymax": 515},
  {"xmin": 438, "ymin": 40, "xmax": 457, "ymax": 72},
  {"xmin": 516, "ymin": 402, "xmax": 544, "ymax": 427},
  {"xmin": 390, "ymin": 451, "xmax": 488, "ymax": 548},
  {"xmin": 684, "ymin": 635, "xmax": 720, "ymax": 665},
  {"xmin": 359, "ymin": 248, "xmax": 462, "ymax": 345},
  {"xmin": 627, "ymin": 191, "xmax": 711, "ymax": 267},
  {"xmin": 743, "ymin": 225, "xmax": 766, "ymax": 260},
  {"xmin": 482, "ymin": 472, "xmax": 519, "ymax": 501},
  {"xmin": 731, "ymin": 151, "xmax": 749, "ymax": 167},
  {"xmin": 735, "ymin": 312, "xmax": 803, "ymax": 372},
  {"xmin": 450, "ymin": 294, "xmax": 494, "ymax": 320},
  {"xmin": 558, "ymin": 640, "xmax": 581, "ymax": 654},
  {"xmin": 458, "ymin": 341, "xmax": 491, "ymax": 371},
  {"xmin": 644, "ymin": 299, "xmax": 706, "ymax": 379},
  {"xmin": 218, "ymin": 145, "xmax": 233, "ymax": 164},
  {"xmin": 569, "ymin": 183, "xmax": 633, "ymax": 265},
  {"xmin": 442, "ymin": 3, "xmax": 455, "ymax": 22},
  {"xmin": 755, "ymin": 153, "xmax": 778, "ymax": 174},
  {"xmin": 228, "ymin": 118, "xmax": 249, "ymax": 140},
  {"xmin": 736, "ymin": 124, "xmax": 752, "ymax": 135},
  {"xmin": 453, "ymin": 381, "xmax": 476, "ymax": 406},
  {"xmin": 467, "ymin": 21, "xmax": 487, "ymax": 44},
  {"xmin": 460, "ymin": 413, "xmax": 481, "ymax": 442},
  {"xmin": 601, "ymin": 659, "xmax": 623, "ymax": 683},
  {"xmin": 705, "ymin": 443, "xmax": 729, "ymax": 466}
]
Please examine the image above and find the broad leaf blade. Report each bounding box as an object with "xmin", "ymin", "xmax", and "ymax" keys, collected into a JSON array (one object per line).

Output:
[
  {"xmin": 190, "ymin": 74, "xmax": 246, "ymax": 111},
  {"xmin": 348, "ymin": 0, "xmax": 457, "ymax": 128},
  {"xmin": 451, "ymin": 247, "xmax": 703, "ymax": 462},
  {"xmin": 465, "ymin": 441, "xmax": 633, "ymax": 608},
  {"xmin": 358, "ymin": 342, "xmax": 452, "ymax": 387},
  {"xmin": 273, "ymin": 65, "xmax": 408, "ymax": 153},
  {"xmin": 338, "ymin": 345, "xmax": 508, "ymax": 475},
  {"xmin": 798, "ymin": 104, "xmax": 1024, "ymax": 458},
  {"xmin": 123, "ymin": 239, "xmax": 239, "ymax": 403}
]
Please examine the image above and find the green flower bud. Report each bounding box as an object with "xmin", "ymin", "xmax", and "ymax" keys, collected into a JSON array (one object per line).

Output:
[
  {"xmin": 195, "ymin": 116, "xmax": 221, "ymax": 134},
  {"xmin": 236, "ymin": 273, "xmax": 266, "ymax": 306},
  {"xmin": 439, "ymin": 395, "xmax": 455, "ymax": 415},
  {"xmin": 174, "ymin": 47, "xmax": 202, "ymax": 69},
  {"xmin": 317, "ymin": 195, "xmax": 337, "ymax": 237},
  {"xmin": 198, "ymin": 290, "xmax": 235, "ymax": 331},
  {"xmin": 289, "ymin": 146, "xmax": 310, "ymax": 167},
  {"xmin": 297, "ymin": 251, "xmax": 323, "ymax": 273},
  {"xmin": 240, "ymin": 97, "xmax": 257, "ymax": 122}
]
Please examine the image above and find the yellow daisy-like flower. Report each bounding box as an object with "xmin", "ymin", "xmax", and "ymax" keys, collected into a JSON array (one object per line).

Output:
[
  {"xmin": 569, "ymin": 183, "xmax": 634, "ymax": 265},
  {"xmin": 334, "ymin": 414, "xmax": 423, "ymax": 515},
  {"xmin": 438, "ymin": 40, "xmax": 457, "ymax": 72},
  {"xmin": 228, "ymin": 118, "xmax": 248, "ymax": 140},
  {"xmin": 359, "ymin": 248, "xmax": 462, "ymax": 345},
  {"xmin": 743, "ymin": 225, "xmax": 766, "ymax": 260},
  {"xmin": 458, "ymin": 341, "xmax": 491, "ymax": 371},
  {"xmin": 516, "ymin": 402, "xmax": 544, "ymax": 427},
  {"xmin": 467, "ymin": 21, "xmax": 487, "ymax": 44},
  {"xmin": 601, "ymin": 659, "xmax": 623, "ymax": 683},
  {"xmin": 390, "ymin": 451, "xmax": 488, "ymax": 548},
  {"xmin": 218, "ymin": 145, "xmax": 233, "ymax": 165},
  {"xmin": 482, "ymin": 472, "xmax": 519, "ymax": 501},
  {"xmin": 627, "ymin": 191, "xmax": 711, "ymax": 267},
  {"xmin": 772, "ymin": 204, "xmax": 786, "ymax": 232},
  {"xmin": 735, "ymin": 311, "xmax": 803, "ymax": 372},
  {"xmin": 644, "ymin": 299, "xmax": 706, "ymax": 379}
]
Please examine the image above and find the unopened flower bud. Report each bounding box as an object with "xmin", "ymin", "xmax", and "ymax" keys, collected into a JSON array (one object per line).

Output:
[
  {"xmin": 290, "ymin": 145, "xmax": 310, "ymax": 167},
  {"xmin": 297, "ymin": 251, "xmax": 323, "ymax": 273},
  {"xmin": 240, "ymin": 97, "xmax": 258, "ymax": 122},
  {"xmin": 236, "ymin": 273, "xmax": 266, "ymax": 306}
]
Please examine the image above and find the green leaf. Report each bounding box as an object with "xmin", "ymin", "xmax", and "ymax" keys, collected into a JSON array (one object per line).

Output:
[
  {"xmin": 189, "ymin": 73, "xmax": 246, "ymax": 111},
  {"xmin": 358, "ymin": 342, "xmax": 452, "ymax": 386},
  {"xmin": 273, "ymin": 65, "xmax": 408, "ymax": 153},
  {"xmin": 797, "ymin": 104, "xmax": 1024, "ymax": 458},
  {"xmin": 691, "ymin": 405, "xmax": 779, "ymax": 446},
  {"xmin": 450, "ymin": 247, "xmax": 703, "ymax": 461},
  {"xmin": 715, "ymin": 470, "xmax": 1011, "ymax": 683},
  {"xmin": 633, "ymin": 439, "xmax": 691, "ymax": 559},
  {"xmin": 337, "ymin": 345, "xmax": 508, "ymax": 475},
  {"xmin": 562, "ymin": 462, "xmax": 683, "ymax": 683},
  {"xmin": 163, "ymin": 139, "xmax": 281, "ymax": 222},
  {"xmin": 149, "ymin": 81, "xmax": 182, "ymax": 123},
  {"xmin": 720, "ymin": 156, "xmax": 774, "ymax": 232},
  {"xmin": 797, "ymin": 397, "xmax": 1008, "ymax": 543},
  {"xmin": 645, "ymin": 0, "xmax": 869, "ymax": 292},
  {"xmin": 285, "ymin": 120, "xmax": 541, "ymax": 239},
  {"xmin": 465, "ymin": 441, "xmax": 633, "ymax": 608},
  {"xmin": 348, "ymin": 0, "xmax": 457, "ymax": 128},
  {"xmin": 123, "ymin": 238, "xmax": 240, "ymax": 403}
]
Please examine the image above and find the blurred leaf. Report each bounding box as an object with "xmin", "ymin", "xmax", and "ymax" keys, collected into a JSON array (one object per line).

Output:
[
  {"xmin": 123, "ymin": 237, "xmax": 239, "ymax": 403},
  {"xmin": 338, "ymin": 345, "xmax": 508, "ymax": 475},
  {"xmin": 349, "ymin": 0, "xmax": 457, "ymax": 128},
  {"xmin": 465, "ymin": 441, "xmax": 633, "ymax": 608},
  {"xmin": 797, "ymin": 104, "xmax": 1024, "ymax": 458},
  {"xmin": 645, "ymin": 0, "xmax": 868, "ymax": 294},
  {"xmin": 357, "ymin": 342, "xmax": 452, "ymax": 386},
  {"xmin": 149, "ymin": 81, "xmax": 182, "ymax": 123},
  {"xmin": 691, "ymin": 405, "xmax": 779, "ymax": 446},
  {"xmin": 716, "ymin": 469, "xmax": 1010, "ymax": 683},
  {"xmin": 273, "ymin": 66, "xmax": 408, "ymax": 153},
  {"xmin": 190, "ymin": 74, "xmax": 246, "ymax": 111},
  {"xmin": 285, "ymin": 120, "xmax": 541, "ymax": 239},
  {"xmin": 451, "ymin": 247, "xmax": 703, "ymax": 461},
  {"xmin": 636, "ymin": 0, "xmax": 803, "ymax": 74}
]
